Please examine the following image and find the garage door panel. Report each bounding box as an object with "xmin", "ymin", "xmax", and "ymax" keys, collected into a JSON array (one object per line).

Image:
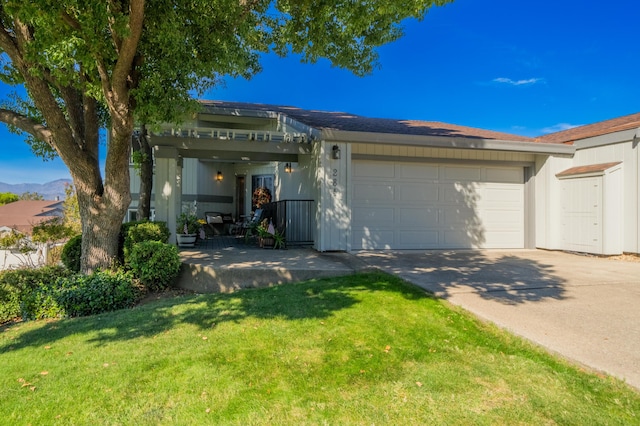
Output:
[
  {"xmin": 352, "ymin": 207, "xmax": 394, "ymax": 225},
  {"xmin": 352, "ymin": 160, "xmax": 524, "ymax": 250},
  {"xmin": 354, "ymin": 229, "xmax": 395, "ymax": 249},
  {"xmin": 486, "ymin": 167, "xmax": 524, "ymax": 184},
  {"xmin": 480, "ymin": 186, "xmax": 523, "ymax": 204},
  {"xmin": 399, "ymin": 208, "xmax": 440, "ymax": 227},
  {"xmin": 443, "ymin": 229, "xmax": 477, "ymax": 248},
  {"xmin": 398, "ymin": 164, "xmax": 439, "ymax": 180},
  {"xmin": 353, "ymin": 161, "xmax": 395, "ymax": 178},
  {"xmin": 481, "ymin": 209, "xmax": 522, "ymax": 227},
  {"xmin": 442, "ymin": 183, "xmax": 480, "ymax": 203},
  {"xmin": 398, "ymin": 230, "xmax": 440, "ymax": 247},
  {"xmin": 398, "ymin": 184, "xmax": 439, "ymax": 203},
  {"xmin": 442, "ymin": 208, "xmax": 478, "ymax": 226},
  {"xmin": 484, "ymin": 231, "xmax": 524, "ymax": 248},
  {"xmin": 353, "ymin": 183, "xmax": 394, "ymax": 202},
  {"xmin": 443, "ymin": 166, "xmax": 482, "ymax": 182}
]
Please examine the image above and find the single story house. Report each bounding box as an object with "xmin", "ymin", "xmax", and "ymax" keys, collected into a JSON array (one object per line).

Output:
[
  {"xmin": 0, "ymin": 200, "xmax": 64, "ymax": 269},
  {"xmin": 130, "ymin": 101, "xmax": 639, "ymax": 256}
]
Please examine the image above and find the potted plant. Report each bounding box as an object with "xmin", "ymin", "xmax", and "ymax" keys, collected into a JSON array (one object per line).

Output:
[
  {"xmin": 257, "ymin": 219, "xmax": 275, "ymax": 248},
  {"xmin": 176, "ymin": 212, "xmax": 200, "ymax": 247},
  {"xmin": 256, "ymin": 219, "xmax": 285, "ymax": 249}
]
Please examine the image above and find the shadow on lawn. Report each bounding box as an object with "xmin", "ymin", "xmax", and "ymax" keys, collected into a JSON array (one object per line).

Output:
[
  {"xmin": 358, "ymin": 251, "xmax": 568, "ymax": 305},
  {"xmin": 1, "ymin": 272, "xmax": 429, "ymax": 351}
]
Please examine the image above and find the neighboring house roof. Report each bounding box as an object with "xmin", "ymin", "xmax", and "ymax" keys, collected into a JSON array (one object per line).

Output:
[
  {"xmin": 0, "ymin": 200, "xmax": 64, "ymax": 235},
  {"xmin": 537, "ymin": 112, "xmax": 640, "ymax": 144},
  {"xmin": 201, "ymin": 100, "xmax": 535, "ymax": 142},
  {"xmin": 556, "ymin": 162, "xmax": 622, "ymax": 178}
]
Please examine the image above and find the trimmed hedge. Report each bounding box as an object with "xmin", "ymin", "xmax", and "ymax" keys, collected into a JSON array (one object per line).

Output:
[
  {"xmin": 0, "ymin": 266, "xmax": 73, "ymax": 323},
  {"xmin": 20, "ymin": 270, "xmax": 142, "ymax": 320},
  {"xmin": 128, "ymin": 241, "xmax": 181, "ymax": 291},
  {"xmin": 55, "ymin": 270, "xmax": 142, "ymax": 317}
]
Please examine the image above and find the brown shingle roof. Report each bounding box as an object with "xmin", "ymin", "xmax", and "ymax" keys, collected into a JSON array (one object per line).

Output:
[
  {"xmin": 556, "ymin": 162, "xmax": 622, "ymax": 178},
  {"xmin": 537, "ymin": 112, "xmax": 640, "ymax": 144},
  {"xmin": 0, "ymin": 200, "xmax": 64, "ymax": 235},
  {"xmin": 201, "ymin": 100, "xmax": 535, "ymax": 142}
]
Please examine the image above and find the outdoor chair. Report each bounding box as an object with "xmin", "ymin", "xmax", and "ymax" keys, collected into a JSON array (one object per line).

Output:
[{"xmin": 239, "ymin": 209, "xmax": 263, "ymax": 239}]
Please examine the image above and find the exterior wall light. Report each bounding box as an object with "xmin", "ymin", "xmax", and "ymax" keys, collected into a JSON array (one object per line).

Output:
[
  {"xmin": 332, "ymin": 144, "xmax": 341, "ymax": 159},
  {"xmin": 216, "ymin": 171, "xmax": 223, "ymax": 181},
  {"xmin": 285, "ymin": 162, "xmax": 292, "ymax": 173}
]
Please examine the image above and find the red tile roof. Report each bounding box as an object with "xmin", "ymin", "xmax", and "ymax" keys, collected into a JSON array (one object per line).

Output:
[
  {"xmin": 0, "ymin": 200, "xmax": 64, "ymax": 235},
  {"xmin": 556, "ymin": 162, "xmax": 622, "ymax": 178},
  {"xmin": 201, "ymin": 100, "xmax": 535, "ymax": 142},
  {"xmin": 537, "ymin": 112, "xmax": 640, "ymax": 144}
]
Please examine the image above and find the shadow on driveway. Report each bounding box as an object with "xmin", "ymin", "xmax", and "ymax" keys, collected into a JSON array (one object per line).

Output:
[{"xmin": 355, "ymin": 250, "xmax": 567, "ymax": 305}]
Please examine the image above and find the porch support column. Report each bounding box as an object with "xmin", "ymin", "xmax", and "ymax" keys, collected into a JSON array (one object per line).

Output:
[
  {"xmin": 316, "ymin": 140, "xmax": 350, "ymax": 251},
  {"xmin": 153, "ymin": 146, "xmax": 183, "ymax": 244}
]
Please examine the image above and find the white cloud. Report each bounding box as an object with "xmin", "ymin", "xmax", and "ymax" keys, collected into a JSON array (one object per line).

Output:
[
  {"xmin": 493, "ymin": 77, "xmax": 542, "ymax": 86},
  {"xmin": 540, "ymin": 123, "xmax": 582, "ymax": 134}
]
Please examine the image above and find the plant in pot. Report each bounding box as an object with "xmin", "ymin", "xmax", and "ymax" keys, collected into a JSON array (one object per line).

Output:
[
  {"xmin": 176, "ymin": 212, "xmax": 200, "ymax": 247},
  {"xmin": 256, "ymin": 219, "xmax": 285, "ymax": 249}
]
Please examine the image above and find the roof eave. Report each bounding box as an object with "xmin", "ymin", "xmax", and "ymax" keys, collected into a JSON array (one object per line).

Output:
[{"xmin": 321, "ymin": 129, "xmax": 576, "ymax": 156}]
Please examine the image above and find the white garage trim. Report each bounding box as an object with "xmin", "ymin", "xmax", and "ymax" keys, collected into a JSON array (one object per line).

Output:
[{"xmin": 351, "ymin": 160, "xmax": 526, "ymax": 250}]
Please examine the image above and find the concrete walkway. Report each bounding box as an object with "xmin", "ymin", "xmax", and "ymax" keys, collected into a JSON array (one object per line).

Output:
[{"xmin": 354, "ymin": 249, "xmax": 640, "ymax": 390}]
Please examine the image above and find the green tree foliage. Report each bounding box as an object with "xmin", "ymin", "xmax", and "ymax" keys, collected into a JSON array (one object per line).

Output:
[
  {"xmin": 19, "ymin": 192, "xmax": 44, "ymax": 200},
  {"xmin": 0, "ymin": 192, "xmax": 18, "ymax": 205},
  {"xmin": 62, "ymin": 184, "xmax": 81, "ymax": 235},
  {"xmin": 0, "ymin": 0, "xmax": 451, "ymax": 273}
]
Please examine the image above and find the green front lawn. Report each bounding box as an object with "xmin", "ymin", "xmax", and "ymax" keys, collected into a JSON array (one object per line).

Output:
[{"xmin": 1, "ymin": 272, "xmax": 638, "ymax": 424}]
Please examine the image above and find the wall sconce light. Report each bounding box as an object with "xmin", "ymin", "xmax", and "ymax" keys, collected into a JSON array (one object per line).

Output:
[
  {"xmin": 284, "ymin": 162, "xmax": 292, "ymax": 173},
  {"xmin": 216, "ymin": 171, "xmax": 223, "ymax": 181},
  {"xmin": 332, "ymin": 144, "xmax": 341, "ymax": 160}
]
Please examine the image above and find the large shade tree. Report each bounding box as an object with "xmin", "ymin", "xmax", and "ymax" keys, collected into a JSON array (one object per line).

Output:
[{"xmin": 0, "ymin": 0, "xmax": 451, "ymax": 273}]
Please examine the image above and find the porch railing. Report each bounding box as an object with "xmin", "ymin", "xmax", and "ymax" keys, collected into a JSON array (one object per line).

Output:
[
  {"xmin": 149, "ymin": 125, "xmax": 311, "ymax": 144},
  {"xmin": 262, "ymin": 200, "xmax": 315, "ymax": 246}
]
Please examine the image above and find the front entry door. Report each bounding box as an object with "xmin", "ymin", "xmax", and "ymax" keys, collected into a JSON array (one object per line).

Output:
[{"xmin": 235, "ymin": 176, "xmax": 246, "ymax": 221}]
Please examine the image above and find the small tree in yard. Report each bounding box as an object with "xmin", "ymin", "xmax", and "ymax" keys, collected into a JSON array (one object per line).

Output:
[{"xmin": 0, "ymin": 0, "xmax": 451, "ymax": 273}]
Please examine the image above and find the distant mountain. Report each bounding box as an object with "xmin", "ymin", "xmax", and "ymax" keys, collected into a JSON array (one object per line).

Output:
[{"xmin": 0, "ymin": 179, "xmax": 72, "ymax": 200}]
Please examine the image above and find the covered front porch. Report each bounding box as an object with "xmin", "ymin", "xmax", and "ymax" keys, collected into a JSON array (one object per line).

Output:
[{"xmin": 142, "ymin": 102, "xmax": 324, "ymax": 248}]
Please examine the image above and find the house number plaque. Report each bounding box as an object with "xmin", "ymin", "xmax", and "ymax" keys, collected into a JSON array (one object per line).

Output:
[{"xmin": 332, "ymin": 168, "xmax": 338, "ymax": 194}]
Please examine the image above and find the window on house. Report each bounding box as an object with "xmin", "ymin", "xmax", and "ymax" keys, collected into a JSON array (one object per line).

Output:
[{"xmin": 251, "ymin": 174, "xmax": 274, "ymax": 210}]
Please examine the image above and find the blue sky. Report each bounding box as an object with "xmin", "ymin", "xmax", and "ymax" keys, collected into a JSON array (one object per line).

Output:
[{"xmin": 1, "ymin": 0, "xmax": 638, "ymax": 184}]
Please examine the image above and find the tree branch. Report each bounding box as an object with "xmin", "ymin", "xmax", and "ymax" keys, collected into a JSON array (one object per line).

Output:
[
  {"xmin": 111, "ymin": 0, "xmax": 144, "ymax": 97},
  {"xmin": 0, "ymin": 108, "xmax": 53, "ymax": 145}
]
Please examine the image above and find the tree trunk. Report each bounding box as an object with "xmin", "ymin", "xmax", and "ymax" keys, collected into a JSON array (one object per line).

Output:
[{"xmin": 71, "ymin": 126, "xmax": 132, "ymax": 273}]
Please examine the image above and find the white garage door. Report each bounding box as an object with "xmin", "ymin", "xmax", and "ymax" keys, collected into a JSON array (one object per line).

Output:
[{"xmin": 351, "ymin": 160, "xmax": 525, "ymax": 249}]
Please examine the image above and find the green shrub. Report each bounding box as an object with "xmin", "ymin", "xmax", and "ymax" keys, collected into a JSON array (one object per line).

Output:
[
  {"xmin": 61, "ymin": 235, "xmax": 82, "ymax": 272},
  {"xmin": 129, "ymin": 241, "xmax": 181, "ymax": 291},
  {"xmin": 121, "ymin": 221, "xmax": 170, "ymax": 265},
  {"xmin": 55, "ymin": 270, "xmax": 141, "ymax": 317},
  {"xmin": 0, "ymin": 266, "xmax": 71, "ymax": 323},
  {"xmin": 20, "ymin": 276, "xmax": 70, "ymax": 320}
]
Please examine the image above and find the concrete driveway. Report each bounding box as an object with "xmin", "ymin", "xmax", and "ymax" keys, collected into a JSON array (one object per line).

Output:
[{"xmin": 353, "ymin": 249, "xmax": 640, "ymax": 390}]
